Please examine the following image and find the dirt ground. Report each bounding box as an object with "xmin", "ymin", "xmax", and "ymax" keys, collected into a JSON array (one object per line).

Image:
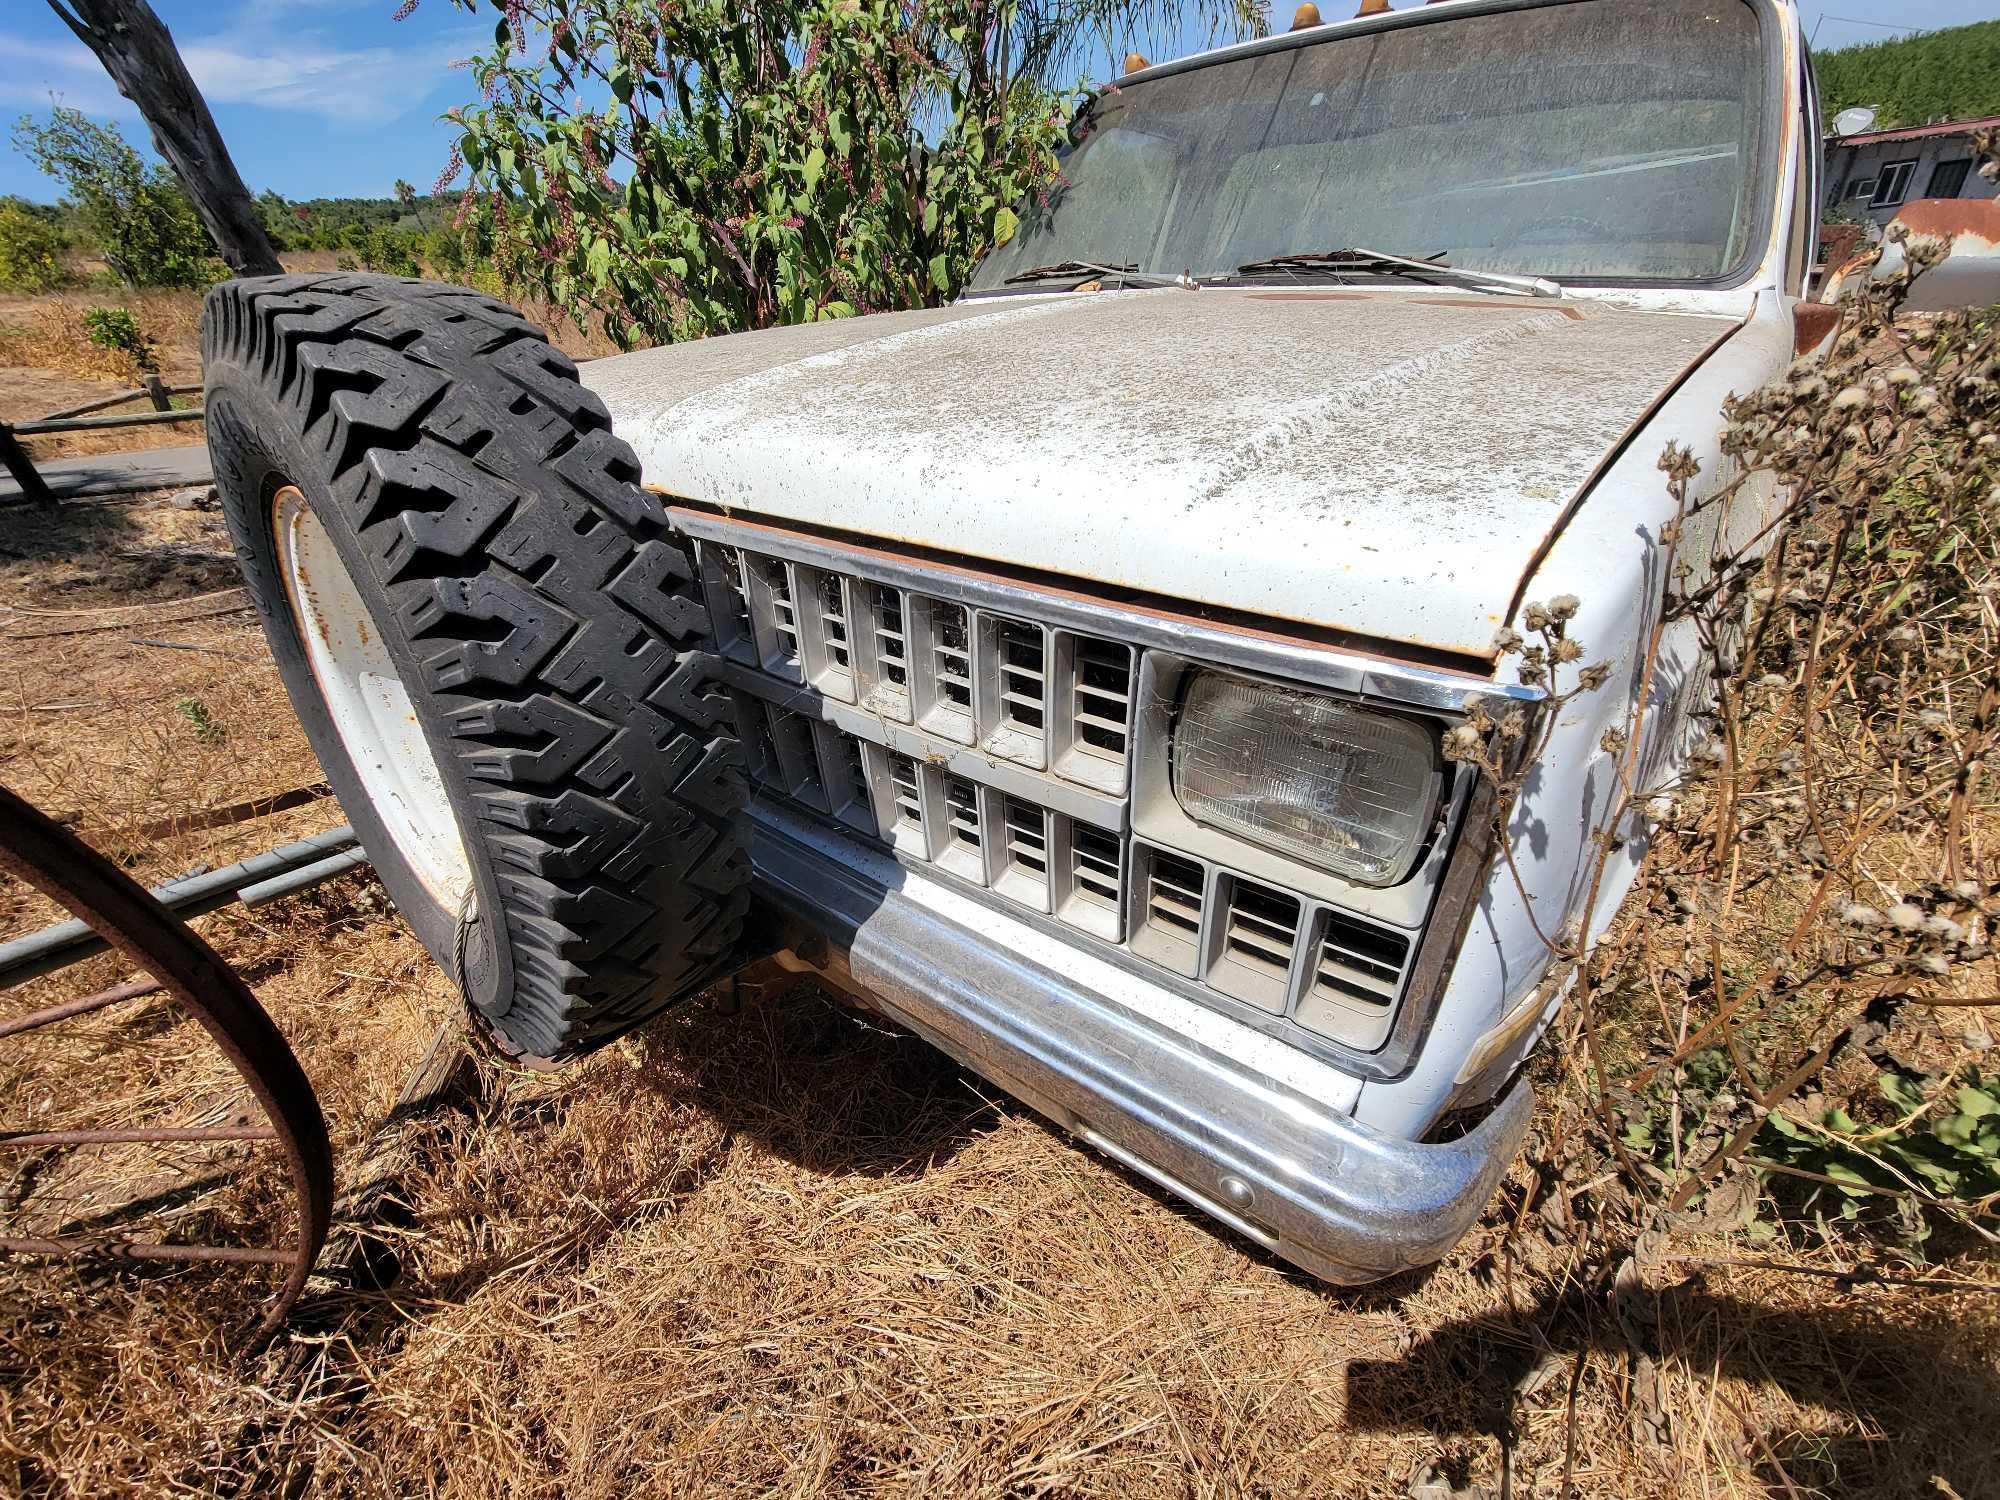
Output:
[
  {"xmin": 0, "ymin": 260, "xmax": 619, "ymax": 466},
  {"xmin": 1, "ymin": 461, "xmax": 1997, "ymax": 1491}
]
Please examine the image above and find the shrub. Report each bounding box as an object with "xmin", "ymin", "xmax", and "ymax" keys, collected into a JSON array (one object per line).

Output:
[
  {"xmin": 1454, "ymin": 134, "xmax": 2000, "ymax": 1258},
  {"xmin": 444, "ymin": 0, "xmax": 1072, "ymax": 346},
  {"xmin": 0, "ymin": 200, "xmax": 68, "ymax": 291},
  {"xmin": 11, "ymin": 108, "xmax": 220, "ymax": 290},
  {"xmin": 81, "ymin": 306, "xmax": 158, "ymax": 375}
]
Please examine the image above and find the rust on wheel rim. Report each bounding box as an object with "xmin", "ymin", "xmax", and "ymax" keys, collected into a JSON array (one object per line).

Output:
[{"xmin": 0, "ymin": 783, "xmax": 333, "ymax": 1340}]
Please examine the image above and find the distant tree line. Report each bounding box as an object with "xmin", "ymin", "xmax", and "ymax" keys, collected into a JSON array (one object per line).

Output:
[{"xmin": 1817, "ymin": 18, "xmax": 2000, "ymax": 131}]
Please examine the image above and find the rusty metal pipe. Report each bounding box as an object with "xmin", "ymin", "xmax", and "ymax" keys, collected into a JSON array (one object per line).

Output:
[
  {"xmin": 0, "ymin": 1235, "xmax": 296, "ymax": 1266},
  {"xmin": 0, "ymin": 824, "xmax": 359, "ymax": 988},
  {"xmin": 0, "ymin": 977, "xmax": 161, "ymax": 1038},
  {"xmin": 0, "ymin": 1125, "xmax": 278, "ymax": 1147}
]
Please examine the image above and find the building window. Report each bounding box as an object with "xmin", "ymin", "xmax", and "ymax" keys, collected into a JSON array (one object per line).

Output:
[
  {"xmin": 1927, "ymin": 159, "xmax": 1972, "ymax": 198},
  {"xmin": 1847, "ymin": 177, "xmax": 1876, "ymax": 202},
  {"xmin": 1869, "ymin": 159, "xmax": 1918, "ymax": 206}
]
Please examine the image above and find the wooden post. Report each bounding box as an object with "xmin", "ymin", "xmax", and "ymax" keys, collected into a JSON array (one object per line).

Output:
[
  {"xmin": 0, "ymin": 425, "xmax": 56, "ymax": 509},
  {"xmin": 141, "ymin": 373, "xmax": 171, "ymax": 412},
  {"xmin": 46, "ymin": 0, "xmax": 283, "ymax": 278}
]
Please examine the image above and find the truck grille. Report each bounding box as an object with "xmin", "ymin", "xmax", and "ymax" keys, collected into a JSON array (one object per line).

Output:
[{"xmin": 696, "ymin": 534, "xmax": 1419, "ymax": 1055}]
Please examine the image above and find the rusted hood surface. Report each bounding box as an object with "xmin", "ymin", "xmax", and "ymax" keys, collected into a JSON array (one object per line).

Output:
[{"xmin": 582, "ymin": 289, "xmax": 1734, "ymax": 657}]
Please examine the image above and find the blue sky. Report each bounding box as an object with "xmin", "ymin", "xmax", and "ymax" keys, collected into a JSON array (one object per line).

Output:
[{"xmin": 4, "ymin": 0, "xmax": 2000, "ymax": 204}]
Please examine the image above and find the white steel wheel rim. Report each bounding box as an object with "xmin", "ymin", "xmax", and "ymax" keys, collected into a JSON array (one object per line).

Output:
[{"xmin": 273, "ymin": 485, "xmax": 475, "ymax": 912}]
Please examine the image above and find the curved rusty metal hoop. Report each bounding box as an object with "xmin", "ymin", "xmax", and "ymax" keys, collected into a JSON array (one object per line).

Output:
[{"xmin": 0, "ymin": 783, "xmax": 333, "ymax": 1338}]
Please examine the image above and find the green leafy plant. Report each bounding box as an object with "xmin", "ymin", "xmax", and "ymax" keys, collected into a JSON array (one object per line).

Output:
[
  {"xmin": 339, "ymin": 221, "xmax": 424, "ymax": 278},
  {"xmin": 1817, "ymin": 17, "xmax": 2000, "ymax": 130},
  {"xmin": 10, "ymin": 107, "xmax": 219, "ymax": 290},
  {"xmin": 80, "ymin": 306, "xmax": 158, "ymax": 375},
  {"xmin": 173, "ymin": 696, "xmax": 224, "ymax": 744},
  {"xmin": 0, "ymin": 199, "xmax": 68, "ymax": 291},
  {"xmin": 1756, "ymin": 1071, "xmax": 2000, "ymax": 1212},
  {"xmin": 440, "ymin": 0, "xmax": 1081, "ymax": 345}
]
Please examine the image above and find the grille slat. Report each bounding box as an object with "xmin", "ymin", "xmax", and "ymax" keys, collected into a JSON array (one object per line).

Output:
[
  {"xmin": 817, "ymin": 574, "xmax": 852, "ymax": 671},
  {"xmin": 1057, "ymin": 636, "xmax": 1133, "ymax": 793},
  {"xmin": 749, "ymin": 556, "xmax": 803, "ymax": 678},
  {"xmin": 935, "ymin": 612, "xmax": 972, "ymax": 706},
  {"xmin": 1059, "ymin": 822, "xmax": 1124, "ymax": 942},
  {"xmin": 767, "ymin": 707, "xmax": 825, "ymax": 809},
  {"xmin": 936, "ymin": 773, "xmax": 987, "ymax": 882},
  {"xmin": 994, "ymin": 796, "xmax": 1052, "ymax": 910},
  {"xmin": 1003, "ymin": 799, "xmax": 1047, "ymax": 873},
  {"xmin": 866, "ymin": 584, "xmax": 912, "ymax": 717},
  {"xmin": 918, "ymin": 599, "xmax": 976, "ymax": 742},
  {"xmin": 818, "ymin": 728, "xmax": 875, "ymax": 834},
  {"xmin": 944, "ymin": 781, "xmax": 982, "ymax": 847},
  {"xmin": 984, "ymin": 618, "xmax": 1048, "ymax": 765},
  {"xmin": 1311, "ymin": 916, "xmax": 1408, "ymax": 1007},
  {"xmin": 702, "ymin": 543, "xmax": 755, "ymax": 661},
  {"xmin": 1130, "ymin": 847, "xmax": 1205, "ymax": 977},
  {"xmin": 889, "ymin": 754, "xmax": 923, "ymax": 828},
  {"xmin": 1210, "ymin": 878, "xmax": 1302, "ymax": 1013}
]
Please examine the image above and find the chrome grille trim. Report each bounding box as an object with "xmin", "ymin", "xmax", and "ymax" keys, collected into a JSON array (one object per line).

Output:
[
  {"xmin": 676, "ymin": 510, "xmax": 1538, "ymax": 715},
  {"xmin": 689, "ymin": 525, "xmax": 1437, "ymax": 1068}
]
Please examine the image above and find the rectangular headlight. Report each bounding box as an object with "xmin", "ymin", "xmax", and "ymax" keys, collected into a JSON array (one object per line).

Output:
[{"xmin": 1171, "ymin": 672, "xmax": 1440, "ymax": 886}]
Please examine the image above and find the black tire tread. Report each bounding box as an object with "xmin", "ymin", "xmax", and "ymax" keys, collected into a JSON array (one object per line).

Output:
[{"xmin": 202, "ymin": 273, "xmax": 749, "ymax": 1060}]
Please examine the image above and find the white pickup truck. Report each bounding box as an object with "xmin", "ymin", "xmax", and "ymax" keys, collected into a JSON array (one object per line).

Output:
[{"xmin": 203, "ymin": 0, "xmax": 1835, "ymax": 1282}]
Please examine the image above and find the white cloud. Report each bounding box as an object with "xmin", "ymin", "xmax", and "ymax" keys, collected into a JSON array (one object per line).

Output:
[
  {"xmin": 0, "ymin": 22, "xmax": 484, "ymax": 129},
  {"xmin": 0, "ymin": 34, "xmax": 141, "ymax": 121},
  {"xmin": 178, "ymin": 38, "xmax": 462, "ymax": 123}
]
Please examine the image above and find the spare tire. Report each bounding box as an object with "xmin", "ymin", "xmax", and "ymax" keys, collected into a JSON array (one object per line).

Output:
[{"xmin": 201, "ymin": 273, "xmax": 750, "ymax": 1063}]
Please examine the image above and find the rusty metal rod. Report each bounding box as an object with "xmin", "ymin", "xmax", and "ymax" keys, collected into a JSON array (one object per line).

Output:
[
  {"xmin": 0, "ymin": 977, "xmax": 161, "ymax": 1039},
  {"xmin": 13, "ymin": 408, "xmax": 205, "ymax": 436},
  {"xmin": 0, "ymin": 1235, "xmax": 295, "ymax": 1266},
  {"xmin": 0, "ymin": 1125, "xmax": 277, "ymax": 1147},
  {"xmin": 0, "ymin": 825, "xmax": 359, "ymax": 988}
]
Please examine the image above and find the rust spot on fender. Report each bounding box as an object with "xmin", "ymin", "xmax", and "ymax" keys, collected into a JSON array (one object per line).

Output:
[
  {"xmin": 1792, "ymin": 301, "xmax": 1840, "ymax": 357},
  {"xmin": 1893, "ymin": 197, "xmax": 2000, "ymax": 247}
]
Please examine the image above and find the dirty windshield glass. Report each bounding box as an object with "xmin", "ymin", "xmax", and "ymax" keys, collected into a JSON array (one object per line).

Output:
[{"xmin": 969, "ymin": 0, "xmax": 1770, "ymax": 288}]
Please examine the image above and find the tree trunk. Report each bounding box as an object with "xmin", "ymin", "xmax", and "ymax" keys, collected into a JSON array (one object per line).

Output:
[{"xmin": 48, "ymin": 0, "xmax": 283, "ymax": 278}]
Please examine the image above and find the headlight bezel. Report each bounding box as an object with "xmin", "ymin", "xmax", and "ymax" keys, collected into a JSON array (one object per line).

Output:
[
  {"xmin": 1128, "ymin": 653, "xmax": 1459, "ymax": 931},
  {"xmin": 1168, "ymin": 669, "xmax": 1446, "ymax": 888}
]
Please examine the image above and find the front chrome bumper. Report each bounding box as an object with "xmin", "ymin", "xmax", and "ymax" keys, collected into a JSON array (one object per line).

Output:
[{"xmin": 751, "ymin": 809, "xmax": 1532, "ymax": 1285}]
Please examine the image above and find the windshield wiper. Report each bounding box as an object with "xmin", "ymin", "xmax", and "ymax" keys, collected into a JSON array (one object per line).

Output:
[
  {"xmin": 1230, "ymin": 247, "xmax": 1564, "ymax": 300},
  {"xmin": 1002, "ymin": 259, "xmax": 1192, "ymax": 289}
]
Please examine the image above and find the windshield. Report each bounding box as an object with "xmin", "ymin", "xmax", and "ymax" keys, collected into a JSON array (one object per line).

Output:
[{"xmin": 969, "ymin": 0, "xmax": 1772, "ymax": 290}]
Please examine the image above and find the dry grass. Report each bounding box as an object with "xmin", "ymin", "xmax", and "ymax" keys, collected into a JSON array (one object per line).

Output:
[
  {"xmin": 0, "ymin": 263, "xmax": 619, "ymax": 469},
  {"xmin": 1, "ymin": 464, "xmax": 1997, "ymax": 1495}
]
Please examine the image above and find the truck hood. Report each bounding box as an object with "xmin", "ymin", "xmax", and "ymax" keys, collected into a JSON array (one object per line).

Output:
[{"xmin": 582, "ymin": 289, "xmax": 1735, "ymax": 660}]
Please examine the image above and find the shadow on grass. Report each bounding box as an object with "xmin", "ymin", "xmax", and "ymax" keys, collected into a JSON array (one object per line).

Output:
[
  {"xmin": 630, "ymin": 984, "xmax": 1008, "ymax": 1179},
  {"xmin": 1345, "ymin": 1273, "xmax": 2000, "ymax": 1496},
  {"xmin": 0, "ymin": 495, "xmax": 235, "ymax": 602}
]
